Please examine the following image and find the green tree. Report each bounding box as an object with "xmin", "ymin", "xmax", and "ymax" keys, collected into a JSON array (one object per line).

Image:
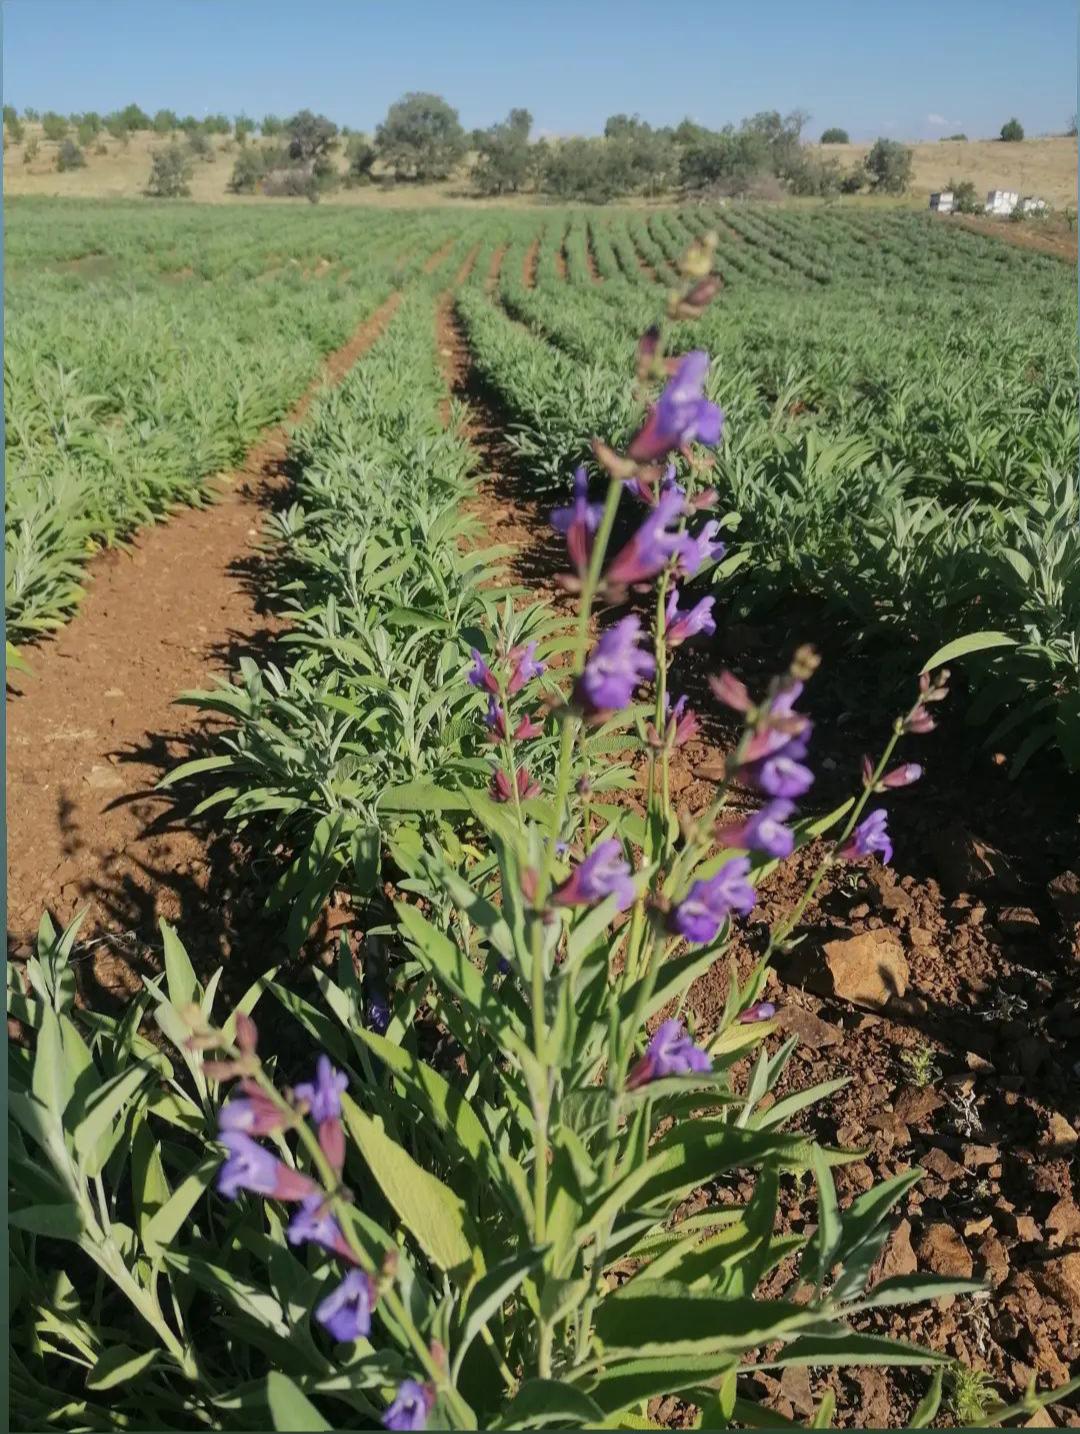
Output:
[
  {"xmin": 376, "ymin": 91, "xmax": 465, "ymax": 181},
  {"xmin": 203, "ymin": 113, "xmax": 231, "ymax": 135},
  {"xmin": 863, "ymin": 137, "xmax": 913, "ymax": 193},
  {"xmin": 23, "ymin": 106, "xmax": 39, "ymax": 121},
  {"xmin": 4, "ymin": 106, "xmax": 24, "ymax": 143},
  {"xmin": 947, "ymin": 178, "xmax": 980, "ymax": 213},
  {"xmin": 55, "ymin": 137, "xmax": 86, "ymax": 171},
  {"xmin": 1000, "ymin": 117, "xmax": 1024, "ymax": 142},
  {"xmin": 234, "ymin": 113, "xmax": 255, "ymax": 143},
  {"xmin": 187, "ymin": 131, "xmax": 214, "ymax": 163},
  {"xmin": 228, "ymin": 145, "xmax": 267, "ymax": 193},
  {"xmin": 146, "ymin": 143, "xmax": 193, "ymax": 197},
  {"xmin": 260, "ymin": 113, "xmax": 284, "ymax": 136},
  {"xmin": 820, "ymin": 126, "xmax": 849, "ymax": 144},
  {"xmin": 118, "ymin": 103, "xmax": 152, "ymax": 131},
  {"xmin": 285, "ymin": 109, "xmax": 338, "ymax": 163},
  {"xmin": 473, "ymin": 107, "xmax": 533, "ymax": 195},
  {"xmin": 941, "ymin": 133, "xmax": 968, "ymax": 141},
  {"xmin": 152, "ymin": 109, "xmax": 179, "ymax": 134},
  {"xmin": 344, "ymin": 132, "xmax": 377, "ymax": 186},
  {"xmin": 41, "ymin": 111, "xmax": 68, "ymax": 140}
]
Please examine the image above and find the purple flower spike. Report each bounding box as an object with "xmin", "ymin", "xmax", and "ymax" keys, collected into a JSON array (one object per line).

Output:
[
  {"xmin": 507, "ymin": 640, "xmax": 544, "ymax": 695},
  {"xmin": 294, "ymin": 1055, "xmax": 348, "ymax": 1125},
  {"xmin": 551, "ymin": 838, "xmax": 636, "ymax": 912},
  {"xmin": 316, "ymin": 1269, "xmax": 375, "ymax": 1343},
  {"xmin": 670, "ymin": 858, "xmax": 757, "ymax": 944},
  {"xmin": 576, "ymin": 616, "xmax": 655, "ymax": 715},
  {"xmin": 880, "ymin": 762, "xmax": 922, "ymax": 789},
  {"xmin": 468, "ymin": 649, "xmax": 499, "ymax": 695},
  {"xmin": 551, "ymin": 466, "xmax": 604, "ymax": 576},
  {"xmin": 217, "ymin": 1079, "xmax": 288, "ymax": 1137},
  {"xmin": 605, "ymin": 488, "xmax": 688, "ymax": 587},
  {"xmin": 627, "ymin": 351, "xmax": 724, "ymax": 463},
  {"xmin": 287, "ymin": 1193, "xmax": 359, "ymax": 1264},
  {"xmin": 484, "ymin": 695, "xmax": 508, "ymax": 740},
  {"xmin": 627, "ymin": 1019, "xmax": 712, "ymax": 1088},
  {"xmin": 840, "ymin": 808, "xmax": 893, "ymax": 866},
  {"xmin": 665, "ymin": 587, "xmax": 716, "ymax": 647},
  {"xmin": 719, "ymin": 799, "xmax": 796, "ymax": 860},
  {"xmin": 739, "ymin": 1000, "xmax": 777, "ymax": 1024},
  {"xmin": 216, "ymin": 1131, "xmax": 318, "ymax": 1203},
  {"xmin": 677, "ymin": 520, "xmax": 726, "ymax": 579},
  {"xmin": 383, "ymin": 1380, "xmax": 435, "ymax": 1431}
]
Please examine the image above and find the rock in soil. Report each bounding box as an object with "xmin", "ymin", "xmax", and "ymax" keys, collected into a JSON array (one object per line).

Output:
[
  {"xmin": 795, "ymin": 929, "xmax": 910, "ymax": 1008},
  {"xmin": 931, "ymin": 824, "xmax": 1020, "ymax": 896}
]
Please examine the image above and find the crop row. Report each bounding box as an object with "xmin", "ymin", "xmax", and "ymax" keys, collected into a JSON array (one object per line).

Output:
[
  {"xmin": 4, "ymin": 210, "xmax": 471, "ymax": 642},
  {"xmin": 469, "ymin": 219, "xmax": 1080, "ymax": 771}
]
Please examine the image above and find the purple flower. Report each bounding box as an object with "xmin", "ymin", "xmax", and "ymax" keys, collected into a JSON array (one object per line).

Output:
[
  {"xmin": 627, "ymin": 351, "xmax": 724, "ymax": 463},
  {"xmin": 216, "ymin": 1131, "xmax": 318, "ymax": 1203},
  {"xmin": 677, "ymin": 520, "xmax": 726, "ymax": 578},
  {"xmin": 739, "ymin": 1000, "xmax": 777, "ymax": 1024},
  {"xmin": 576, "ymin": 616, "xmax": 655, "ymax": 715},
  {"xmin": 287, "ymin": 1193, "xmax": 359, "ymax": 1264},
  {"xmin": 667, "ymin": 693, "xmax": 700, "ymax": 747},
  {"xmin": 484, "ymin": 695, "xmax": 508, "ymax": 739},
  {"xmin": 718, "ymin": 799, "xmax": 796, "ymax": 860},
  {"xmin": 490, "ymin": 767, "xmax": 540, "ymax": 802},
  {"xmin": 384, "ymin": 1380, "xmax": 434, "ymax": 1431},
  {"xmin": 627, "ymin": 1019, "xmax": 712, "ymax": 1088},
  {"xmin": 551, "ymin": 466, "xmax": 603, "ymax": 576},
  {"xmin": 605, "ymin": 488, "xmax": 688, "ymax": 587},
  {"xmin": 670, "ymin": 858, "xmax": 757, "ymax": 944},
  {"xmin": 367, "ymin": 990, "xmax": 390, "ymax": 1035},
  {"xmin": 513, "ymin": 713, "xmax": 544, "ymax": 740},
  {"xmin": 315, "ymin": 1269, "xmax": 375, "ymax": 1343},
  {"xmin": 754, "ymin": 749, "xmax": 815, "ymax": 800},
  {"xmin": 294, "ymin": 1055, "xmax": 348, "ymax": 1125},
  {"xmin": 551, "ymin": 838, "xmax": 636, "ymax": 912},
  {"xmin": 507, "ymin": 640, "xmax": 544, "ymax": 695},
  {"xmin": 625, "ymin": 463, "xmax": 686, "ymax": 505},
  {"xmin": 467, "ymin": 649, "xmax": 499, "ymax": 695},
  {"xmin": 880, "ymin": 762, "xmax": 922, "ymax": 789},
  {"xmin": 839, "ymin": 808, "xmax": 893, "ymax": 866},
  {"xmin": 665, "ymin": 587, "xmax": 716, "ymax": 647},
  {"xmin": 217, "ymin": 1079, "xmax": 288, "ymax": 1137}
]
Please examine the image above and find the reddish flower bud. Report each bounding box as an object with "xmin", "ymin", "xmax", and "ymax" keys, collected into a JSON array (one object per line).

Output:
[{"xmin": 709, "ymin": 669, "xmax": 752, "ymax": 713}]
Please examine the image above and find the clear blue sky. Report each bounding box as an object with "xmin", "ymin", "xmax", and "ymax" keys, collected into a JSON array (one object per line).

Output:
[{"xmin": 2, "ymin": 0, "xmax": 1076, "ymax": 143}]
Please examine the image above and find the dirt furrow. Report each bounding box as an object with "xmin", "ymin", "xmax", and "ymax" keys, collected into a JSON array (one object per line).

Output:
[
  {"xmin": 486, "ymin": 243, "xmax": 509, "ymax": 293},
  {"xmin": 6, "ymin": 290, "xmax": 404, "ymax": 987},
  {"xmin": 522, "ymin": 236, "xmax": 540, "ymax": 289}
]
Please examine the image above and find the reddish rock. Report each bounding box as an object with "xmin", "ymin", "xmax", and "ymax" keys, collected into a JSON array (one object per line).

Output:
[
  {"xmin": 976, "ymin": 1233, "xmax": 1011, "ymax": 1286},
  {"xmin": 879, "ymin": 1218, "xmax": 918, "ymax": 1280},
  {"xmin": 998, "ymin": 905, "xmax": 1041, "ymax": 938},
  {"xmin": 1033, "ymin": 1251, "xmax": 1080, "ymax": 1308},
  {"xmin": 931, "ymin": 825, "xmax": 1020, "ymax": 897},
  {"xmin": 893, "ymin": 1085, "xmax": 944, "ymax": 1125},
  {"xmin": 801, "ymin": 930, "xmax": 910, "ymax": 1008},
  {"xmin": 915, "ymin": 1221, "xmax": 974, "ymax": 1289},
  {"xmin": 776, "ymin": 1005, "xmax": 843, "ymax": 1050},
  {"xmin": 1045, "ymin": 1197, "xmax": 1080, "ymax": 1247},
  {"xmin": 1042, "ymin": 1113, "xmax": 1079, "ymax": 1155}
]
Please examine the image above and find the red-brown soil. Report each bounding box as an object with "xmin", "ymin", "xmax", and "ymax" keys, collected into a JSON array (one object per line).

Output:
[
  {"xmin": 952, "ymin": 214, "xmax": 1078, "ymax": 263},
  {"xmin": 6, "ymin": 291, "xmax": 403, "ymax": 998},
  {"xmin": 523, "ymin": 236, "xmax": 540, "ymax": 288}
]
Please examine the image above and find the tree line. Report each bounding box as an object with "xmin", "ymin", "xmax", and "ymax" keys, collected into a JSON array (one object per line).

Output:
[{"xmin": 3, "ymin": 94, "xmax": 1055, "ymax": 202}]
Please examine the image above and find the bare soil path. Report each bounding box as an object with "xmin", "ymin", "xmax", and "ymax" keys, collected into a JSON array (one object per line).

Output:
[{"xmin": 6, "ymin": 291, "xmax": 404, "ymax": 993}]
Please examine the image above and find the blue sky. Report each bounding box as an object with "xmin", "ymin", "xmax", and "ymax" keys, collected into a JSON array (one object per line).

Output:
[{"xmin": 3, "ymin": 0, "xmax": 1076, "ymax": 143}]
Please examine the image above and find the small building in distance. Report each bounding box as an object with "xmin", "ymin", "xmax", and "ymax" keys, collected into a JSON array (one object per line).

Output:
[
  {"xmin": 985, "ymin": 189, "xmax": 1019, "ymax": 215},
  {"xmin": 929, "ymin": 190, "xmax": 954, "ymax": 212},
  {"xmin": 1020, "ymin": 196, "xmax": 1048, "ymax": 214}
]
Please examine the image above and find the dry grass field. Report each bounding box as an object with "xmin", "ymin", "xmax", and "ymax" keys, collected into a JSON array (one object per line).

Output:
[
  {"xmin": 812, "ymin": 134, "xmax": 1078, "ymax": 208},
  {"xmin": 5, "ymin": 125, "xmax": 1077, "ymax": 209}
]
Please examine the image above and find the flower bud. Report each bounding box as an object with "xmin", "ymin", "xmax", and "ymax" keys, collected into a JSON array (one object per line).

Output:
[
  {"xmin": 709, "ymin": 669, "xmax": 752, "ymax": 713},
  {"xmin": 880, "ymin": 762, "xmax": 923, "ymax": 789},
  {"xmin": 235, "ymin": 1011, "xmax": 258, "ymax": 1055}
]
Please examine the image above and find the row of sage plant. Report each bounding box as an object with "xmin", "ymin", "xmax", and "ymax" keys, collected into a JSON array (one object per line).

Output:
[
  {"xmin": 162, "ymin": 265, "xmax": 632, "ymax": 957},
  {"xmin": 15, "ymin": 226, "xmax": 1078, "ymax": 1431}
]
